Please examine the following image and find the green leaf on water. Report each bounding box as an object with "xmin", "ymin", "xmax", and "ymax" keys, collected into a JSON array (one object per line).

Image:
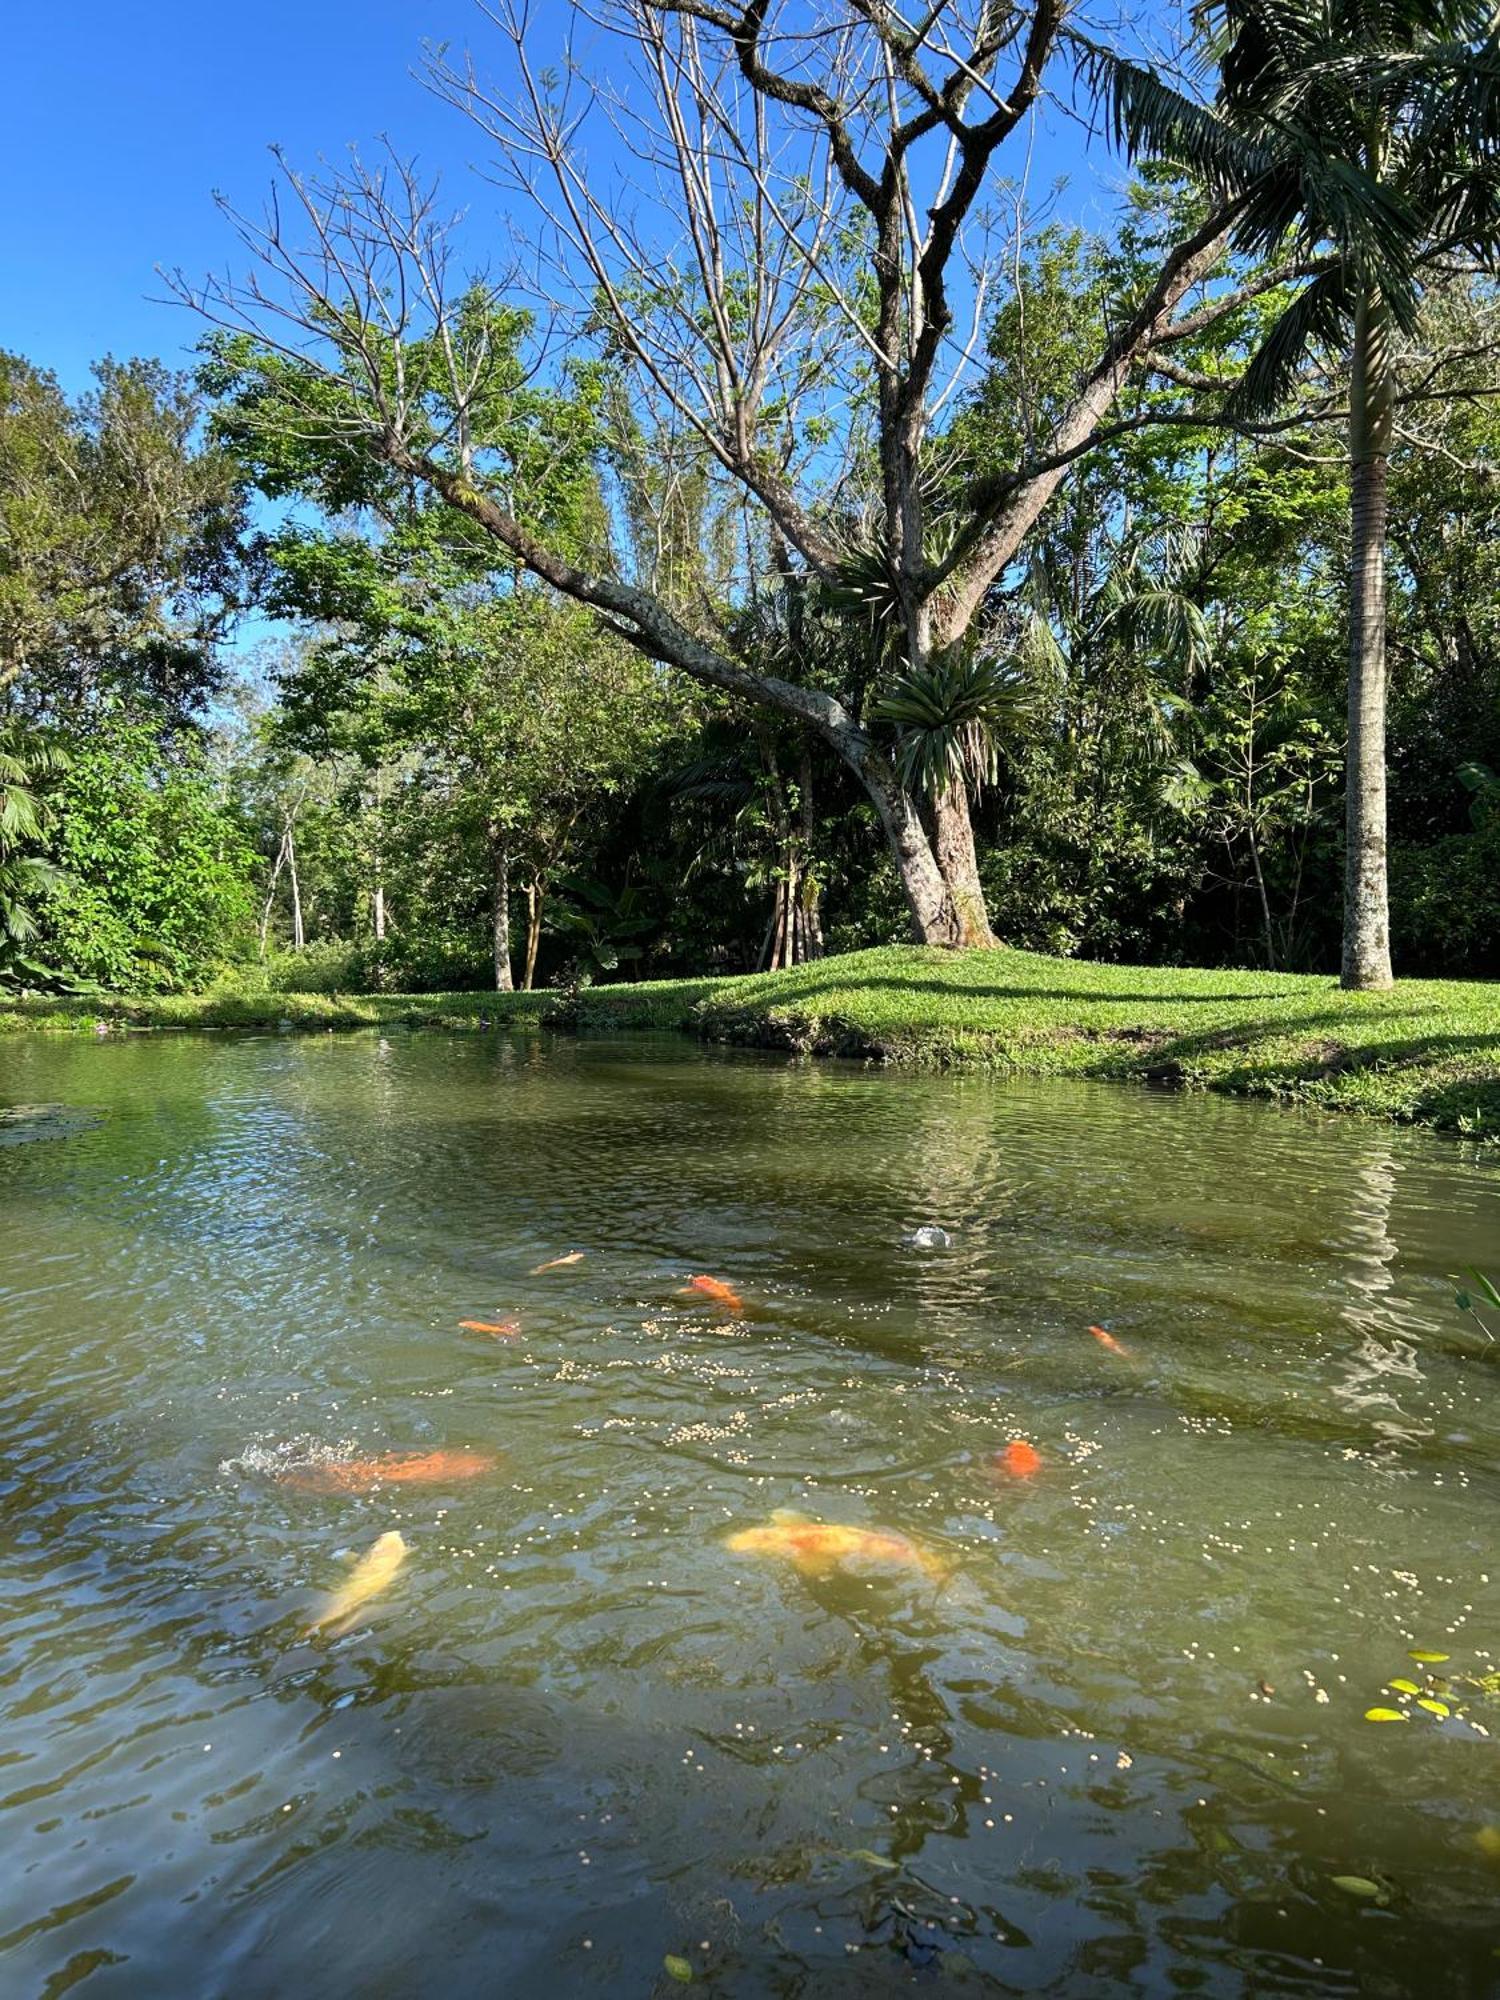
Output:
[
  {"xmin": 847, "ymin": 1848, "xmax": 898, "ymax": 1871},
  {"xmin": 663, "ymin": 1955, "xmax": 694, "ymax": 1984},
  {"xmin": 1388, "ymin": 1678, "xmax": 1420, "ymax": 1695},
  {"xmin": 1364, "ymin": 1707, "xmax": 1407, "ymax": 1722},
  {"xmin": 1417, "ymin": 1698, "xmax": 1451, "ymax": 1717},
  {"xmin": 1408, "ymin": 1650, "xmax": 1450, "ymax": 1664},
  {"xmin": 1330, "ymin": 1875, "xmax": 1383, "ymax": 1899}
]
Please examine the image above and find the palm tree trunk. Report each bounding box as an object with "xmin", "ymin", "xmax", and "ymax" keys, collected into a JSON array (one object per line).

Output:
[
  {"xmin": 1342, "ymin": 293, "xmax": 1395, "ymax": 991},
  {"xmin": 490, "ymin": 829, "xmax": 513, "ymax": 993},
  {"xmin": 931, "ymin": 785, "xmax": 997, "ymax": 948}
]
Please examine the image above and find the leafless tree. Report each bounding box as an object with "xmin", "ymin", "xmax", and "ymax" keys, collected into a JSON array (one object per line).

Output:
[{"xmin": 175, "ymin": 0, "xmax": 1321, "ymax": 946}]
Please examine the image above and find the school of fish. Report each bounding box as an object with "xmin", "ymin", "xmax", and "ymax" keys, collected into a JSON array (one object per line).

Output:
[{"xmin": 272, "ymin": 1246, "xmax": 1144, "ymax": 1629}]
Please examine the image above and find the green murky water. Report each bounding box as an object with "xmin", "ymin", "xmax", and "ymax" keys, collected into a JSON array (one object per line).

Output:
[{"xmin": 2, "ymin": 1030, "xmax": 1498, "ymax": 1998}]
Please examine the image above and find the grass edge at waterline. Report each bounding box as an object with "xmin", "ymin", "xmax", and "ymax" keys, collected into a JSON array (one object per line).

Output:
[{"xmin": 4, "ymin": 945, "xmax": 1499, "ymax": 1139}]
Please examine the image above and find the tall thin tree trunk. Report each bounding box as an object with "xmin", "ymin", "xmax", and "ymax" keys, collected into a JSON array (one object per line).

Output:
[
  {"xmin": 797, "ymin": 746, "xmax": 823, "ymax": 961},
  {"xmin": 931, "ymin": 786, "xmax": 997, "ymax": 948},
  {"xmin": 1342, "ymin": 293, "xmax": 1395, "ymax": 991},
  {"xmin": 491, "ymin": 831, "xmax": 513, "ymax": 993},
  {"xmin": 259, "ymin": 829, "xmax": 289, "ymax": 960},
  {"xmin": 523, "ymin": 880, "xmax": 543, "ymax": 991},
  {"xmin": 287, "ymin": 822, "xmax": 304, "ymax": 951},
  {"xmin": 1247, "ymin": 828, "xmax": 1275, "ymax": 970},
  {"xmin": 372, "ymin": 841, "xmax": 386, "ymax": 942}
]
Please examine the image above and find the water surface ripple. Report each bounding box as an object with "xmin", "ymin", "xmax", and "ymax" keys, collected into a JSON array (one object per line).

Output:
[{"xmin": 1, "ymin": 1031, "xmax": 1497, "ymax": 1997}]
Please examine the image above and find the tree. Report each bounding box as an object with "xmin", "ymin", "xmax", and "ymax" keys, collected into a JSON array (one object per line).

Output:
[
  {"xmin": 37, "ymin": 717, "xmax": 256, "ymax": 991},
  {"xmin": 176, "ymin": 10, "xmax": 1307, "ymax": 949},
  {"xmin": 1087, "ymin": 0, "xmax": 1500, "ymax": 986},
  {"xmin": 0, "ymin": 351, "xmax": 253, "ymax": 723},
  {"xmin": 208, "ymin": 313, "xmax": 671, "ymax": 990}
]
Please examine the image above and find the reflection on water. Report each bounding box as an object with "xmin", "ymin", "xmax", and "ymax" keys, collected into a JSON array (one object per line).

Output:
[{"xmin": 1, "ymin": 1030, "xmax": 1498, "ymax": 1998}]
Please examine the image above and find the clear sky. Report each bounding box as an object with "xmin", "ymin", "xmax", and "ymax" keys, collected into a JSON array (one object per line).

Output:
[
  {"xmin": 4, "ymin": 2, "xmax": 493, "ymax": 391},
  {"xmin": 4, "ymin": 3, "xmax": 1115, "ymax": 397}
]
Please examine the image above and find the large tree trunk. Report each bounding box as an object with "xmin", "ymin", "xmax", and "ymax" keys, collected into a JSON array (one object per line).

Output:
[
  {"xmin": 490, "ymin": 830, "xmax": 513, "ymax": 992},
  {"xmin": 853, "ymin": 741, "xmax": 965, "ymax": 946},
  {"xmin": 931, "ymin": 785, "xmax": 997, "ymax": 948},
  {"xmin": 1342, "ymin": 295, "xmax": 1395, "ymax": 992}
]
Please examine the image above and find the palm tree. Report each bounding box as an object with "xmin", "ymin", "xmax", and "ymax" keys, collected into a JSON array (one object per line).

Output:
[
  {"xmin": 0, "ymin": 722, "xmax": 66, "ymax": 986},
  {"xmin": 1086, "ymin": 0, "xmax": 1500, "ymax": 987}
]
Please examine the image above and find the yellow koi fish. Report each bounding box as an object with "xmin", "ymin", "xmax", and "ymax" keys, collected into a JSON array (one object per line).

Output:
[
  {"xmin": 306, "ymin": 1529, "xmax": 409, "ymax": 1637},
  {"xmin": 725, "ymin": 1509, "xmax": 949, "ymax": 1581}
]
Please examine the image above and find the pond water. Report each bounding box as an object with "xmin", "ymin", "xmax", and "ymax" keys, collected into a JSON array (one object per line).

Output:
[{"xmin": 1, "ymin": 1030, "xmax": 1498, "ymax": 1998}]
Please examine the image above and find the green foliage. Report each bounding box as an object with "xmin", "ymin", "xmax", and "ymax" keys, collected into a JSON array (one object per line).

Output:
[
  {"xmin": 0, "ymin": 350, "xmax": 251, "ymax": 721},
  {"xmin": 0, "ymin": 721, "xmax": 69, "ymax": 986},
  {"xmin": 38, "ymin": 719, "xmax": 255, "ymax": 991},
  {"xmin": 872, "ymin": 652, "xmax": 1031, "ymax": 799},
  {"xmin": 1081, "ymin": 0, "xmax": 1500, "ymax": 413}
]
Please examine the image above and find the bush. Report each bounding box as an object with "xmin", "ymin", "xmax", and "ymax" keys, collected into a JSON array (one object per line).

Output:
[
  {"xmin": 40, "ymin": 720, "xmax": 256, "ymax": 991},
  {"xmin": 1391, "ymin": 825, "xmax": 1500, "ymax": 978},
  {"xmin": 264, "ymin": 941, "xmax": 362, "ymax": 992},
  {"xmin": 349, "ymin": 927, "xmax": 491, "ymax": 993}
]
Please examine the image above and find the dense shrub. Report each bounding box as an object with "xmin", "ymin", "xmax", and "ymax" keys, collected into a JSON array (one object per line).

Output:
[{"xmin": 40, "ymin": 721, "xmax": 256, "ymax": 991}]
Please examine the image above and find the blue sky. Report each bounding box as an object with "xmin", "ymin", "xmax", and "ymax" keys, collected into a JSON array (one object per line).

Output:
[
  {"xmin": 4, "ymin": 2, "xmax": 488, "ymax": 391},
  {"xmin": 4, "ymin": 3, "xmax": 1116, "ymax": 396}
]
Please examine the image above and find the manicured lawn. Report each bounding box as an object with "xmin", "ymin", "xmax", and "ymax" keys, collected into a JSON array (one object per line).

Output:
[{"xmin": 5, "ymin": 945, "xmax": 1500, "ymax": 1137}]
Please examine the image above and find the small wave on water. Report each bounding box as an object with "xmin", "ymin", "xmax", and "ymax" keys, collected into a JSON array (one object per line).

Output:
[{"xmin": 218, "ymin": 1434, "xmax": 362, "ymax": 1480}]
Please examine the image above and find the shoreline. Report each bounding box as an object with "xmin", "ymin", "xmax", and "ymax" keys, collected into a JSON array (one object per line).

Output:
[{"xmin": 4, "ymin": 945, "xmax": 1498, "ymax": 1140}]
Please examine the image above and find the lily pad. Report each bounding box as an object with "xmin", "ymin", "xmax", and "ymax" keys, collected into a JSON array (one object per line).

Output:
[
  {"xmin": 1330, "ymin": 1875, "xmax": 1383, "ymax": 1899},
  {"xmin": 1408, "ymin": 1650, "xmax": 1450, "ymax": 1664},
  {"xmin": 1388, "ymin": 1678, "xmax": 1420, "ymax": 1696},
  {"xmin": 1364, "ymin": 1707, "xmax": 1407, "ymax": 1722},
  {"xmin": 1417, "ymin": 1698, "xmax": 1451, "ymax": 1718},
  {"xmin": 663, "ymin": 1954, "xmax": 694, "ymax": 1984}
]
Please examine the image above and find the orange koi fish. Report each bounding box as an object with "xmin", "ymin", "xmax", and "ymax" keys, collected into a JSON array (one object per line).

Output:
[
  {"xmin": 306, "ymin": 1529, "xmax": 408, "ymax": 1637},
  {"xmin": 282, "ymin": 1449, "xmax": 499, "ymax": 1494},
  {"xmin": 1089, "ymin": 1324, "xmax": 1130, "ymax": 1357},
  {"xmin": 532, "ymin": 1251, "xmax": 585, "ymax": 1274},
  {"xmin": 725, "ymin": 1509, "xmax": 949, "ymax": 1581},
  {"xmin": 991, "ymin": 1439, "xmax": 1043, "ymax": 1480},
  {"xmin": 459, "ymin": 1319, "xmax": 520, "ymax": 1339},
  {"xmin": 682, "ymin": 1274, "xmax": 745, "ymax": 1314}
]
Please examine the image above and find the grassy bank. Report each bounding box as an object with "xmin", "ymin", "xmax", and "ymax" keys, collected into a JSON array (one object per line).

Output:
[{"xmin": 4, "ymin": 946, "xmax": 1499, "ymax": 1137}]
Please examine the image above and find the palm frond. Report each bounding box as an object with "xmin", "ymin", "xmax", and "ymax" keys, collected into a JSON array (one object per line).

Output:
[
  {"xmin": 1075, "ymin": 41, "xmax": 1271, "ymax": 198},
  {"xmin": 1224, "ymin": 262, "xmax": 1356, "ymax": 418}
]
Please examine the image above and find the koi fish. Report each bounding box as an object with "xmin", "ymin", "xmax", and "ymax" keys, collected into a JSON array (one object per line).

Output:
[
  {"xmin": 1089, "ymin": 1324, "xmax": 1129, "ymax": 1357},
  {"xmin": 459, "ymin": 1319, "xmax": 520, "ymax": 1339},
  {"xmin": 991, "ymin": 1439, "xmax": 1042, "ymax": 1480},
  {"xmin": 725, "ymin": 1509, "xmax": 948, "ymax": 1581},
  {"xmin": 532, "ymin": 1251, "xmax": 585, "ymax": 1274},
  {"xmin": 306, "ymin": 1529, "xmax": 409, "ymax": 1637},
  {"xmin": 281, "ymin": 1449, "xmax": 499, "ymax": 1494},
  {"xmin": 682, "ymin": 1274, "xmax": 745, "ymax": 1314}
]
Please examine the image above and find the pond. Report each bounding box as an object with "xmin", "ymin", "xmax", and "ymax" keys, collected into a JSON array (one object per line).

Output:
[{"xmin": 1, "ymin": 1030, "xmax": 1497, "ymax": 1998}]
